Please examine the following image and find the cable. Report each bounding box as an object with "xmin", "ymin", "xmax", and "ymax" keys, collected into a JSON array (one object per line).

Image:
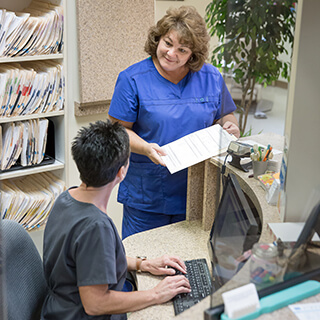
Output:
[{"xmin": 221, "ymin": 152, "xmax": 232, "ymax": 188}]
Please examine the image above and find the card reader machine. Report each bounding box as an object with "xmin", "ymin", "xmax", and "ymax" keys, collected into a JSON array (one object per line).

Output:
[{"xmin": 227, "ymin": 141, "xmax": 252, "ymax": 172}]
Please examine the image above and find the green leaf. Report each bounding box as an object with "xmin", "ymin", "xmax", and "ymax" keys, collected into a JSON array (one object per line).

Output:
[{"xmin": 206, "ymin": 0, "xmax": 296, "ymax": 133}]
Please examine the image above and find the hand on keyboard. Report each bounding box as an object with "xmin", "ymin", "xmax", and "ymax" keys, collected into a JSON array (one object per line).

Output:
[
  {"xmin": 150, "ymin": 273, "xmax": 191, "ymax": 305},
  {"xmin": 142, "ymin": 254, "xmax": 187, "ymax": 276},
  {"xmin": 172, "ymin": 259, "xmax": 213, "ymax": 315}
]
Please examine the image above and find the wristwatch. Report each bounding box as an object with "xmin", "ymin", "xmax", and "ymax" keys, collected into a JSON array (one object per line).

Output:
[{"xmin": 136, "ymin": 256, "xmax": 147, "ymax": 272}]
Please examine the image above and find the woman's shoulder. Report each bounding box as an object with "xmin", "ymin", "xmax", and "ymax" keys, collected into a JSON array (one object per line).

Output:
[
  {"xmin": 78, "ymin": 211, "xmax": 116, "ymax": 237},
  {"xmin": 194, "ymin": 63, "xmax": 224, "ymax": 83},
  {"xmin": 121, "ymin": 57, "xmax": 153, "ymax": 75},
  {"xmin": 199, "ymin": 62, "xmax": 221, "ymax": 75}
]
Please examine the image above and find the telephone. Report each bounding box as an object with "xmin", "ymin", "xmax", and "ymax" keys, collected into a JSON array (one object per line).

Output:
[
  {"xmin": 227, "ymin": 141, "xmax": 252, "ymax": 172},
  {"xmin": 227, "ymin": 141, "xmax": 252, "ymax": 157}
]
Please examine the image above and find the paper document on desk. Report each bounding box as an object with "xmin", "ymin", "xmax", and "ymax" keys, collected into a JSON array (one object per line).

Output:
[
  {"xmin": 161, "ymin": 124, "xmax": 237, "ymax": 174},
  {"xmin": 268, "ymin": 222, "xmax": 320, "ymax": 242},
  {"xmin": 289, "ymin": 303, "xmax": 320, "ymax": 320}
]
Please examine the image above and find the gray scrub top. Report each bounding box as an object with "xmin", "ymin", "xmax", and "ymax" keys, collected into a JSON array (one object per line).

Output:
[{"xmin": 41, "ymin": 189, "xmax": 127, "ymax": 320}]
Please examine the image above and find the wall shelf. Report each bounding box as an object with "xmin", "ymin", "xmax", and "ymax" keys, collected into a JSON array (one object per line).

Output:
[
  {"xmin": 0, "ymin": 160, "xmax": 64, "ymax": 181},
  {"xmin": 0, "ymin": 53, "xmax": 63, "ymax": 64},
  {"xmin": 0, "ymin": 0, "xmax": 66, "ymax": 244},
  {"xmin": 0, "ymin": 111, "xmax": 64, "ymax": 123}
]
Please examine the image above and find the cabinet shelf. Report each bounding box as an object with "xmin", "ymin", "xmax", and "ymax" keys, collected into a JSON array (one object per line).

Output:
[
  {"xmin": 0, "ymin": 110, "xmax": 64, "ymax": 123},
  {"xmin": 0, "ymin": 0, "xmax": 66, "ymax": 254},
  {"xmin": 0, "ymin": 0, "xmax": 66, "ymax": 183},
  {"xmin": 0, "ymin": 53, "xmax": 63, "ymax": 63},
  {"xmin": 0, "ymin": 160, "xmax": 64, "ymax": 181}
]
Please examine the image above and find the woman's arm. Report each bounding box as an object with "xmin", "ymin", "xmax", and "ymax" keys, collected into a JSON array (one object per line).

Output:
[
  {"xmin": 79, "ymin": 275, "xmax": 190, "ymax": 316},
  {"xmin": 126, "ymin": 255, "xmax": 187, "ymax": 275},
  {"xmin": 108, "ymin": 115, "xmax": 166, "ymax": 166},
  {"xmin": 215, "ymin": 112, "xmax": 240, "ymax": 138}
]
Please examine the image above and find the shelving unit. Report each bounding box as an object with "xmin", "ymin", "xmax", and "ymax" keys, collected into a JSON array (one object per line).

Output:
[
  {"xmin": 0, "ymin": 0, "xmax": 67, "ymax": 252},
  {"xmin": 0, "ymin": 53, "xmax": 63, "ymax": 64}
]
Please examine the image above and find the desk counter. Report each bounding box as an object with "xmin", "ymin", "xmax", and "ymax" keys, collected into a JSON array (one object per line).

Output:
[
  {"xmin": 123, "ymin": 220, "xmax": 210, "ymax": 320},
  {"xmin": 123, "ymin": 133, "xmax": 320, "ymax": 319}
]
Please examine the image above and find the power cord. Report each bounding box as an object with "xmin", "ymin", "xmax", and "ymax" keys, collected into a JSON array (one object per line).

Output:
[{"xmin": 221, "ymin": 152, "xmax": 232, "ymax": 188}]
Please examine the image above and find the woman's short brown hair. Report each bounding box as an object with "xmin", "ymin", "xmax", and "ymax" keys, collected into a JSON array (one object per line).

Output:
[{"xmin": 144, "ymin": 6, "xmax": 210, "ymax": 72}]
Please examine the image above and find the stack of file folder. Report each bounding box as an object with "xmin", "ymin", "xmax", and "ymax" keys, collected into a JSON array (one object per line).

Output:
[
  {"xmin": 0, "ymin": 171, "xmax": 65, "ymax": 230},
  {"xmin": 0, "ymin": 61, "xmax": 65, "ymax": 117},
  {"xmin": 0, "ymin": 118, "xmax": 51, "ymax": 171},
  {"xmin": 0, "ymin": 0, "xmax": 64, "ymax": 57}
]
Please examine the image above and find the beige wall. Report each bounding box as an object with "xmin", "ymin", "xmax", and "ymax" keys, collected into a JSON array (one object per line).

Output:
[{"xmin": 155, "ymin": 0, "xmax": 209, "ymax": 21}]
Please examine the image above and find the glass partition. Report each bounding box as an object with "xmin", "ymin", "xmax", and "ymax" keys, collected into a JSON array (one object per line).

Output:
[{"xmin": 204, "ymin": 1, "xmax": 320, "ymax": 318}]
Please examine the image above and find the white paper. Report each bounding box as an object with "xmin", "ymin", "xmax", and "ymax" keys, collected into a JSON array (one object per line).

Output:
[
  {"xmin": 289, "ymin": 303, "xmax": 320, "ymax": 320},
  {"xmin": 1, "ymin": 172, "xmax": 65, "ymax": 230},
  {"xmin": 241, "ymin": 139, "xmax": 282, "ymax": 155},
  {"xmin": 161, "ymin": 124, "xmax": 237, "ymax": 174},
  {"xmin": 268, "ymin": 222, "xmax": 320, "ymax": 242},
  {"xmin": 37, "ymin": 118, "xmax": 49, "ymax": 164}
]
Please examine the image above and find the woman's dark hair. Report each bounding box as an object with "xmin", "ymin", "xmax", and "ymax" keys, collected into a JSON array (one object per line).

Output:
[
  {"xmin": 144, "ymin": 6, "xmax": 210, "ymax": 72},
  {"xmin": 71, "ymin": 120, "xmax": 130, "ymax": 187}
]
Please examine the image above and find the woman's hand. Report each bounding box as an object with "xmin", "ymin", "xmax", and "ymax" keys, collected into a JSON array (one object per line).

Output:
[
  {"xmin": 142, "ymin": 255, "xmax": 187, "ymax": 275},
  {"xmin": 222, "ymin": 121, "xmax": 240, "ymax": 138},
  {"xmin": 108, "ymin": 116, "xmax": 167, "ymax": 165},
  {"xmin": 145, "ymin": 143, "xmax": 167, "ymax": 166},
  {"xmin": 216, "ymin": 113, "xmax": 240, "ymax": 138},
  {"xmin": 151, "ymin": 275, "xmax": 191, "ymax": 305}
]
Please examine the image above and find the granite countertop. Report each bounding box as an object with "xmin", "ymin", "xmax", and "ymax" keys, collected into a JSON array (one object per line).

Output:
[
  {"xmin": 124, "ymin": 219, "xmax": 320, "ymax": 320},
  {"xmin": 123, "ymin": 220, "xmax": 211, "ymax": 320},
  {"xmin": 123, "ymin": 133, "xmax": 320, "ymax": 319}
]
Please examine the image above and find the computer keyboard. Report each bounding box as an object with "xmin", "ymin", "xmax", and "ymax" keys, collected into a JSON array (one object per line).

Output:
[{"xmin": 172, "ymin": 258, "xmax": 212, "ymax": 315}]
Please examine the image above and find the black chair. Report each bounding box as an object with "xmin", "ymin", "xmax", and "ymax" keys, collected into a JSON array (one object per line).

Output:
[
  {"xmin": 125, "ymin": 270, "xmax": 138, "ymax": 292},
  {"xmin": 1, "ymin": 219, "xmax": 47, "ymax": 320}
]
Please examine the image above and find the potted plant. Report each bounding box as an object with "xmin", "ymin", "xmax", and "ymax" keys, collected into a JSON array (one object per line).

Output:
[{"xmin": 205, "ymin": 0, "xmax": 297, "ymax": 135}]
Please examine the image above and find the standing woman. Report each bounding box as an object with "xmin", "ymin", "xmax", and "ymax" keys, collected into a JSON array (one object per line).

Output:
[{"xmin": 108, "ymin": 6, "xmax": 240, "ymax": 239}]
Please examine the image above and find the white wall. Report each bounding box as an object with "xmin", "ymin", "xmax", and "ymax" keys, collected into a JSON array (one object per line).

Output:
[{"xmin": 281, "ymin": 0, "xmax": 320, "ymax": 222}]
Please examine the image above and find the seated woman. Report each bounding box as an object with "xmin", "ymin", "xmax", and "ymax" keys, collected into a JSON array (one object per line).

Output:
[{"xmin": 41, "ymin": 120, "xmax": 190, "ymax": 320}]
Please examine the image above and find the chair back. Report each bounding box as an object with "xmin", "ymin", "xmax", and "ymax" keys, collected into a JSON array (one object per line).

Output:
[{"xmin": 1, "ymin": 219, "xmax": 47, "ymax": 320}]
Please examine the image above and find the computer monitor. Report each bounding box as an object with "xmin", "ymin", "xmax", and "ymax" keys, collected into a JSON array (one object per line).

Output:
[
  {"xmin": 286, "ymin": 200, "xmax": 320, "ymax": 274},
  {"xmin": 293, "ymin": 200, "xmax": 320, "ymax": 251},
  {"xmin": 208, "ymin": 173, "xmax": 261, "ymax": 288},
  {"xmin": 205, "ymin": 200, "xmax": 320, "ymax": 320}
]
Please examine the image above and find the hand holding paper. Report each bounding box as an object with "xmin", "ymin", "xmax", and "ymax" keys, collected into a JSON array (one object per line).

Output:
[{"xmin": 161, "ymin": 124, "xmax": 237, "ymax": 174}]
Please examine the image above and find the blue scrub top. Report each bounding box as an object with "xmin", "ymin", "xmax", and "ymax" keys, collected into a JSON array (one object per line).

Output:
[{"xmin": 109, "ymin": 57, "xmax": 236, "ymax": 214}]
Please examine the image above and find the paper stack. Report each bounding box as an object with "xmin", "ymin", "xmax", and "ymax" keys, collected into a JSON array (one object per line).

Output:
[
  {"xmin": 0, "ymin": 61, "xmax": 65, "ymax": 117},
  {"xmin": 0, "ymin": 171, "xmax": 65, "ymax": 230},
  {"xmin": 0, "ymin": 0, "xmax": 64, "ymax": 57},
  {"xmin": 0, "ymin": 118, "xmax": 50, "ymax": 171}
]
